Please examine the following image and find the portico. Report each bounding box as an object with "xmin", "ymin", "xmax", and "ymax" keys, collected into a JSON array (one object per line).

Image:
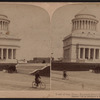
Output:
[
  {"xmin": 0, "ymin": 48, "xmax": 16, "ymax": 59},
  {"xmin": 78, "ymin": 47, "xmax": 99, "ymax": 60}
]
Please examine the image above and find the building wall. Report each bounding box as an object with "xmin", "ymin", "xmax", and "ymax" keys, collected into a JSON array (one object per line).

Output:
[
  {"xmin": 70, "ymin": 45, "xmax": 77, "ymax": 62},
  {"xmin": 63, "ymin": 37, "xmax": 72, "ymax": 62},
  {"xmin": 63, "ymin": 46, "xmax": 71, "ymax": 62},
  {"xmin": 72, "ymin": 37, "xmax": 100, "ymax": 46},
  {"xmin": 0, "ymin": 38, "xmax": 20, "ymax": 47},
  {"xmin": 63, "ymin": 36, "xmax": 100, "ymax": 63}
]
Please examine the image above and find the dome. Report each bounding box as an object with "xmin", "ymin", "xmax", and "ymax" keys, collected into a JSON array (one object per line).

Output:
[
  {"xmin": 0, "ymin": 14, "xmax": 9, "ymax": 21},
  {"xmin": 72, "ymin": 8, "xmax": 98, "ymax": 33},
  {"xmin": 75, "ymin": 7, "xmax": 96, "ymax": 19}
]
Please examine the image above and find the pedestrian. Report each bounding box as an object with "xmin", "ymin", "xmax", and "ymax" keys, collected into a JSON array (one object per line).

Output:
[{"xmin": 63, "ymin": 70, "xmax": 67, "ymax": 80}]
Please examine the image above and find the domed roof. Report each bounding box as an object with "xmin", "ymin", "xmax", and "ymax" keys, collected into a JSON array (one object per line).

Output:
[
  {"xmin": 75, "ymin": 7, "xmax": 96, "ymax": 18},
  {"xmin": 0, "ymin": 14, "xmax": 9, "ymax": 20}
]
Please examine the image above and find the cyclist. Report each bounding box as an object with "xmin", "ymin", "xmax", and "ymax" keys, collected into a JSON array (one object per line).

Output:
[{"xmin": 35, "ymin": 71, "xmax": 41, "ymax": 87}]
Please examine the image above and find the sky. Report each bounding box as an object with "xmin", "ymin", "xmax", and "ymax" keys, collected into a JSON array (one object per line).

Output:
[{"xmin": 0, "ymin": 3, "xmax": 100, "ymax": 60}]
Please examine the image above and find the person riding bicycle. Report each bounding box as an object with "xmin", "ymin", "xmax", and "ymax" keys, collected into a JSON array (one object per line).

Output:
[{"xmin": 35, "ymin": 71, "xmax": 41, "ymax": 87}]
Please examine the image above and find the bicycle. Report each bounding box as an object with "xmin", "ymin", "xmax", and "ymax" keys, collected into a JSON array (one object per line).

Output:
[{"xmin": 32, "ymin": 80, "xmax": 46, "ymax": 89}]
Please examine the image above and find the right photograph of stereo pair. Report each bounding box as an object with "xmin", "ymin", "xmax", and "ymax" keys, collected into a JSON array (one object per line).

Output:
[{"xmin": 51, "ymin": 4, "xmax": 100, "ymax": 91}]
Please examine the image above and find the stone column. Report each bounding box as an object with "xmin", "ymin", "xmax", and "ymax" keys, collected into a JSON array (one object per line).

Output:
[
  {"xmin": 73, "ymin": 22, "xmax": 74, "ymax": 31},
  {"xmin": 83, "ymin": 20, "xmax": 84, "ymax": 29},
  {"xmin": 90, "ymin": 21, "xmax": 91, "ymax": 30},
  {"xmin": 88, "ymin": 20, "xmax": 90, "ymax": 30},
  {"xmin": 2, "ymin": 22, "xmax": 4, "ymax": 30},
  {"xmin": 93, "ymin": 49, "xmax": 95, "ymax": 59},
  {"xmin": 0, "ymin": 21, "xmax": 1, "ymax": 30},
  {"xmin": 94, "ymin": 22, "xmax": 96, "ymax": 31},
  {"xmin": 4, "ymin": 22, "xmax": 5, "ymax": 30},
  {"xmin": 3, "ymin": 22, "xmax": 5, "ymax": 30},
  {"xmin": 1, "ymin": 21, "xmax": 2, "ymax": 30},
  {"xmin": 75, "ymin": 21, "xmax": 77, "ymax": 30},
  {"xmin": 92, "ymin": 21, "xmax": 94, "ymax": 30},
  {"xmin": 6, "ymin": 48, "xmax": 8, "ymax": 59},
  {"xmin": 73, "ymin": 21, "xmax": 75, "ymax": 30},
  {"xmin": 6, "ymin": 22, "xmax": 7, "ymax": 30},
  {"xmin": 13, "ymin": 49, "xmax": 16, "ymax": 59},
  {"xmin": 84, "ymin": 20, "xmax": 86, "ymax": 29},
  {"xmin": 80, "ymin": 20, "xmax": 81, "ymax": 29},
  {"xmin": 14, "ymin": 49, "xmax": 16, "ymax": 59},
  {"xmin": 93, "ymin": 22, "xmax": 94, "ymax": 30},
  {"xmin": 76, "ymin": 21, "xmax": 77, "ymax": 30},
  {"xmin": 74, "ymin": 21, "xmax": 76, "ymax": 30},
  {"xmin": 78, "ymin": 47, "xmax": 80, "ymax": 59},
  {"xmin": 88, "ymin": 48, "xmax": 90, "ymax": 59},
  {"xmin": 85, "ymin": 20, "xmax": 87, "ymax": 29},
  {"xmin": 91, "ymin": 21, "xmax": 92, "ymax": 30},
  {"xmin": 95, "ymin": 23, "xmax": 97, "ymax": 31},
  {"xmin": 13, "ymin": 49, "xmax": 15, "ymax": 59},
  {"xmin": 7, "ymin": 22, "xmax": 8, "ymax": 31},
  {"xmin": 99, "ymin": 49, "xmax": 100, "ymax": 59},
  {"xmin": 77, "ymin": 21, "xmax": 80, "ymax": 29},
  {"xmin": 1, "ymin": 48, "xmax": 3, "ymax": 59},
  {"xmin": 87, "ymin": 20, "xmax": 88, "ymax": 30},
  {"xmin": 73, "ymin": 21, "xmax": 74, "ymax": 31},
  {"xmin": 3, "ymin": 21, "xmax": 4, "ymax": 30},
  {"xmin": 81, "ymin": 20, "xmax": 83, "ymax": 29},
  {"xmin": 72, "ymin": 22, "xmax": 73, "ymax": 31},
  {"xmin": 79, "ymin": 21, "xmax": 80, "ymax": 29},
  {"xmin": 11, "ymin": 49, "xmax": 13, "ymax": 59},
  {"xmin": 77, "ymin": 21, "xmax": 78, "ymax": 29},
  {"xmin": 77, "ymin": 20, "xmax": 79, "ymax": 30},
  {"xmin": 6, "ymin": 22, "xmax": 8, "ymax": 31},
  {"xmin": 83, "ymin": 48, "xmax": 85, "ymax": 59},
  {"xmin": 72, "ymin": 22, "xmax": 74, "ymax": 31}
]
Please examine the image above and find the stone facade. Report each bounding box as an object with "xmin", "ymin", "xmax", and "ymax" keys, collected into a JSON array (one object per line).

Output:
[
  {"xmin": 63, "ymin": 8, "xmax": 100, "ymax": 63},
  {"xmin": 0, "ymin": 14, "xmax": 20, "ymax": 63}
]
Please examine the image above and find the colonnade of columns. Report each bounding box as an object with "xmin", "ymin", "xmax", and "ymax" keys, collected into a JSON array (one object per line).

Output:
[
  {"xmin": 0, "ymin": 21, "xmax": 9, "ymax": 31},
  {"xmin": 72, "ymin": 19, "xmax": 98, "ymax": 31},
  {"xmin": 78, "ymin": 47, "xmax": 99, "ymax": 60},
  {"xmin": 0, "ymin": 48, "xmax": 16, "ymax": 59}
]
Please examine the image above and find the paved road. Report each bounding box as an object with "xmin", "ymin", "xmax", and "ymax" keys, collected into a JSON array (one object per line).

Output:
[
  {"xmin": 51, "ymin": 71, "xmax": 100, "ymax": 90},
  {"xmin": 0, "ymin": 71, "xmax": 50, "ymax": 90}
]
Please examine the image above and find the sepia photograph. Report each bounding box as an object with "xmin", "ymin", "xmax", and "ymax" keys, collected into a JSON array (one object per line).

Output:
[
  {"xmin": 51, "ymin": 4, "xmax": 100, "ymax": 91},
  {"xmin": 0, "ymin": 3, "xmax": 50, "ymax": 91},
  {"xmin": 1, "ymin": 2, "xmax": 100, "ymax": 98}
]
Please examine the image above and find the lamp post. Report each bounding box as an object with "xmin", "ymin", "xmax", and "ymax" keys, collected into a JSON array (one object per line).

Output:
[{"xmin": 50, "ymin": 53, "xmax": 53, "ymax": 65}]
